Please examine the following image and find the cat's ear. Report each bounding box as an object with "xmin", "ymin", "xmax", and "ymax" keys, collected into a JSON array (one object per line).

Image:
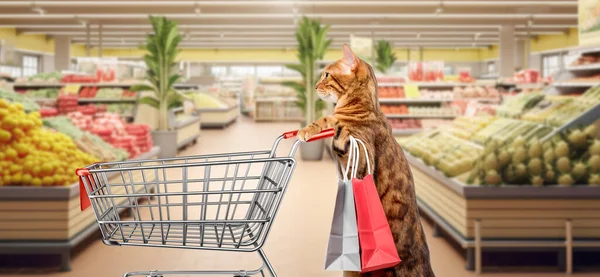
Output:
[{"xmin": 341, "ymin": 44, "xmax": 357, "ymax": 73}]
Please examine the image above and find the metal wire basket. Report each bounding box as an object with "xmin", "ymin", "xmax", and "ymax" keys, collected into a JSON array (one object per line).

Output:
[{"xmin": 76, "ymin": 129, "xmax": 334, "ymax": 277}]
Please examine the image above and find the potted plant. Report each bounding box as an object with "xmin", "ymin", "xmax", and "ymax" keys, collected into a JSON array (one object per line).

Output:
[
  {"xmin": 283, "ymin": 16, "xmax": 332, "ymax": 161},
  {"xmin": 131, "ymin": 16, "xmax": 185, "ymax": 158},
  {"xmin": 374, "ymin": 40, "xmax": 397, "ymax": 74}
]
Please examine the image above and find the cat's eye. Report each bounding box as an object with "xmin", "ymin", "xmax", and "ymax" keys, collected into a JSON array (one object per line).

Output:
[{"xmin": 325, "ymin": 72, "xmax": 330, "ymax": 78}]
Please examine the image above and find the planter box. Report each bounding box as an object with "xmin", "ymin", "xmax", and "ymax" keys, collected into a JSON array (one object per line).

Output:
[
  {"xmin": 406, "ymin": 152, "xmax": 600, "ymax": 273},
  {"xmin": 0, "ymin": 147, "xmax": 160, "ymax": 271}
]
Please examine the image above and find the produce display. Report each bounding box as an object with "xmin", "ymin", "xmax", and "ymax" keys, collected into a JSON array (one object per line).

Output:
[
  {"xmin": 566, "ymin": 74, "xmax": 600, "ymax": 82},
  {"xmin": 443, "ymin": 116, "xmax": 496, "ymax": 140},
  {"xmin": 188, "ymin": 92, "xmax": 230, "ymax": 109},
  {"xmin": 23, "ymin": 88, "xmax": 60, "ymax": 98},
  {"xmin": 57, "ymin": 95, "xmax": 78, "ymax": 114},
  {"xmin": 68, "ymin": 112, "xmax": 152, "ymax": 158},
  {"xmin": 105, "ymin": 103, "xmax": 135, "ymax": 116},
  {"xmin": 571, "ymin": 53, "xmax": 600, "ymax": 67},
  {"xmin": 0, "ymin": 99, "xmax": 97, "ymax": 187},
  {"xmin": 495, "ymin": 93, "xmax": 544, "ymax": 118},
  {"xmin": 378, "ymin": 86, "xmax": 404, "ymax": 98},
  {"xmin": 16, "ymin": 72, "xmax": 63, "ymax": 83},
  {"xmin": 402, "ymin": 130, "xmax": 482, "ymax": 177},
  {"xmin": 467, "ymin": 125, "xmax": 600, "ymax": 186},
  {"xmin": 382, "ymin": 105, "xmax": 457, "ymax": 117},
  {"xmin": 43, "ymin": 116, "xmax": 129, "ymax": 162},
  {"xmin": 388, "ymin": 119, "xmax": 422, "ymax": 130},
  {"xmin": 0, "ymin": 88, "xmax": 40, "ymax": 112},
  {"xmin": 470, "ymin": 118, "xmax": 553, "ymax": 145},
  {"xmin": 453, "ymin": 86, "xmax": 500, "ymax": 99},
  {"xmin": 521, "ymin": 96, "xmax": 573, "ymax": 123}
]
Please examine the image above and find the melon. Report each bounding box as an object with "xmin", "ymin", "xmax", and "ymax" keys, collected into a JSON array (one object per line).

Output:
[
  {"xmin": 589, "ymin": 155, "xmax": 600, "ymax": 173},
  {"xmin": 515, "ymin": 163, "xmax": 527, "ymax": 180},
  {"xmin": 497, "ymin": 149, "xmax": 510, "ymax": 167},
  {"xmin": 555, "ymin": 141, "xmax": 570, "ymax": 158},
  {"xmin": 590, "ymin": 140, "xmax": 600, "ymax": 156},
  {"xmin": 528, "ymin": 139, "xmax": 543, "ymax": 158},
  {"xmin": 584, "ymin": 124, "xmax": 597, "ymax": 139},
  {"xmin": 543, "ymin": 149, "xmax": 555, "ymax": 164},
  {"xmin": 556, "ymin": 157, "xmax": 572, "ymax": 174},
  {"xmin": 572, "ymin": 161, "xmax": 588, "ymax": 181},
  {"xmin": 530, "ymin": 175, "xmax": 544, "ymax": 187},
  {"xmin": 568, "ymin": 129, "xmax": 588, "ymax": 150},
  {"xmin": 557, "ymin": 174, "xmax": 575, "ymax": 186},
  {"xmin": 528, "ymin": 158, "xmax": 543, "ymax": 176},
  {"xmin": 589, "ymin": 174, "xmax": 600, "ymax": 186},
  {"xmin": 512, "ymin": 146, "xmax": 527, "ymax": 165},
  {"xmin": 544, "ymin": 165, "xmax": 557, "ymax": 183},
  {"xmin": 484, "ymin": 153, "xmax": 499, "ymax": 171},
  {"xmin": 485, "ymin": 170, "xmax": 502, "ymax": 185}
]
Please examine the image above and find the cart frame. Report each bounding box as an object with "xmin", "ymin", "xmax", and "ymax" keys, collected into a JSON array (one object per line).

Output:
[{"xmin": 77, "ymin": 129, "xmax": 334, "ymax": 277}]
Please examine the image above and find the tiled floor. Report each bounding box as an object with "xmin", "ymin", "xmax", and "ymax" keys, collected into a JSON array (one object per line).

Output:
[{"xmin": 3, "ymin": 118, "xmax": 599, "ymax": 277}]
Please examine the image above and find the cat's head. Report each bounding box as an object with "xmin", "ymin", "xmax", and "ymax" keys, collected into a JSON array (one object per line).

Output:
[{"xmin": 315, "ymin": 44, "xmax": 377, "ymax": 104}]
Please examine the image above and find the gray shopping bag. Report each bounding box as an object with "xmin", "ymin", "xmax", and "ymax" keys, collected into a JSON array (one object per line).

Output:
[{"xmin": 324, "ymin": 149, "xmax": 361, "ymax": 271}]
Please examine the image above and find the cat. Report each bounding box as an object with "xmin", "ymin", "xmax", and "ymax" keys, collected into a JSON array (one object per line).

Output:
[{"xmin": 298, "ymin": 45, "xmax": 435, "ymax": 277}]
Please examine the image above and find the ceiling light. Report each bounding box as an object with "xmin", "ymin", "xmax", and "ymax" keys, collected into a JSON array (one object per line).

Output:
[
  {"xmin": 416, "ymin": 33, "xmax": 421, "ymax": 38},
  {"xmin": 31, "ymin": 7, "xmax": 45, "ymax": 15},
  {"xmin": 121, "ymin": 38, "xmax": 125, "ymax": 44},
  {"xmin": 220, "ymin": 33, "xmax": 224, "ymax": 38},
  {"xmin": 194, "ymin": 8, "xmax": 201, "ymax": 15},
  {"xmin": 527, "ymin": 19, "xmax": 534, "ymax": 27}
]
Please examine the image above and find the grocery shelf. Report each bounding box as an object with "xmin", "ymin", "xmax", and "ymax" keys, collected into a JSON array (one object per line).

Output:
[
  {"xmin": 553, "ymin": 81, "xmax": 599, "ymax": 88},
  {"xmin": 378, "ymin": 82, "xmax": 403, "ymax": 87},
  {"xmin": 78, "ymin": 98, "xmax": 137, "ymax": 103},
  {"xmin": 385, "ymin": 114, "xmax": 456, "ymax": 119},
  {"xmin": 379, "ymin": 98, "xmax": 452, "ymax": 104},
  {"xmin": 255, "ymin": 97, "xmax": 297, "ymax": 103},
  {"xmin": 406, "ymin": 151, "xmax": 600, "ymax": 272},
  {"xmin": 255, "ymin": 117, "xmax": 303, "ymax": 122},
  {"xmin": 542, "ymin": 102, "xmax": 600, "ymax": 141},
  {"xmin": 566, "ymin": 63, "xmax": 600, "ymax": 71},
  {"xmin": 0, "ymin": 147, "xmax": 160, "ymax": 271},
  {"xmin": 392, "ymin": 128, "xmax": 423, "ymax": 135}
]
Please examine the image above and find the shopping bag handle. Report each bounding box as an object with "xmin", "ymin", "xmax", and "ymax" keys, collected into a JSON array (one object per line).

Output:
[{"xmin": 283, "ymin": 128, "xmax": 335, "ymax": 142}]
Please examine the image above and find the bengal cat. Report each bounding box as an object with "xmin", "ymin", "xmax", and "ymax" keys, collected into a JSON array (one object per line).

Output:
[{"xmin": 298, "ymin": 45, "xmax": 435, "ymax": 277}]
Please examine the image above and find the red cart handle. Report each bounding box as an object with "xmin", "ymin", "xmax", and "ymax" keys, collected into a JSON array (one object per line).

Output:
[{"xmin": 283, "ymin": 128, "xmax": 335, "ymax": 142}]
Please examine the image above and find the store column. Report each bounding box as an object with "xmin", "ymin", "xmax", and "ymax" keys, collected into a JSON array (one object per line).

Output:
[
  {"xmin": 54, "ymin": 36, "xmax": 71, "ymax": 71},
  {"xmin": 514, "ymin": 39, "xmax": 525, "ymax": 71},
  {"xmin": 498, "ymin": 24, "xmax": 515, "ymax": 77}
]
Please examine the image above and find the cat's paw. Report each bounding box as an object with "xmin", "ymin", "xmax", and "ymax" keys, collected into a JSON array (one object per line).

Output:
[{"xmin": 298, "ymin": 126, "xmax": 320, "ymax": 141}]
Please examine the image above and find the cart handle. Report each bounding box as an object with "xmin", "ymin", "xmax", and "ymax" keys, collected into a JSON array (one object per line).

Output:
[{"xmin": 283, "ymin": 128, "xmax": 335, "ymax": 142}]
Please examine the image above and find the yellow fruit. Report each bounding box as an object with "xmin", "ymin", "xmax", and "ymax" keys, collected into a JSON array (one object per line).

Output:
[
  {"xmin": 31, "ymin": 177, "xmax": 42, "ymax": 187},
  {"xmin": 11, "ymin": 173, "xmax": 22, "ymax": 184},
  {"xmin": 2, "ymin": 117, "xmax": 17, "ymax": 129},
  {"xmin": 0, "ymin": 99, "xmax": 8, "ymax": 108},
  {"xmin": 32, "ymin": 166, "xmax": 41, "ymax": 176},
  {"xmin": 41, "ymin": 163, "xmax": 54, "ymax": 174},
  {"xmin": 42, "ymin": 176, "xmax": 53, "ymax": 186},
  {"xmin": 39, "ymin": 141, "xmax": 51, "ymax": 151},
  {"xmin": 9, "ymin": 164, "xmax": 21, "ymax": 173},
  {"xmin": 5, "ymin": 148, "xmax": 17, "ymax": 160},
  {"xmin": 0, "ymin": 130, "xmax": 11, "ymax": 142},
  {"xmin": 21, "ymin": 174, "xmax": 32, "ymax": 185}
]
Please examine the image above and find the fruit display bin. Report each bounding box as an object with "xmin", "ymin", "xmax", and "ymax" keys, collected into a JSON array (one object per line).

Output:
[
  {"xmin": 406, "ymin": 152, "xmax": 600, "ymax": 274},
  {"xmin": 0, "ymin": 147, "xmax": 159, "ymax": 271},
  {"xmin": 196, "ymin": 104, "xmax": 239, "ymax": 128}
]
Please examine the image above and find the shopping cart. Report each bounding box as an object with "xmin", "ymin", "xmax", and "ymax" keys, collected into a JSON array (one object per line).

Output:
[{"xmin": 76, "ymin": 129, "xmax": 335, "ymax": 277}]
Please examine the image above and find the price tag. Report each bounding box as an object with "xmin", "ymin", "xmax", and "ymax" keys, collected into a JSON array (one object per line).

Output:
[
  {"xmin": 62, "ymin": 84, "xmax": 81, "ymax": 95},
  {"xmin": 403, "ymin": 84, "xmax": 420, "ymax": 99}
]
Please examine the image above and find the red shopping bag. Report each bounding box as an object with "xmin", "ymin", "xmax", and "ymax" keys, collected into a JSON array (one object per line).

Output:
[{"xmin": 350, "ymin": 137, "xmax": 401, "ymax": 273}]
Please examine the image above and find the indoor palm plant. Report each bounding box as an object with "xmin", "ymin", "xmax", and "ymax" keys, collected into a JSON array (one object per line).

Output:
[
  {"xmin": 374, "ymin": 40, "xmax": 397, "ymax": 74},
  {"xmin": 131, "ymin": 16, "xmax": 184, "ymax": 158},
  {"xmin": 283, "ymin": 16, "xmax": 332, "ymax": 160}
]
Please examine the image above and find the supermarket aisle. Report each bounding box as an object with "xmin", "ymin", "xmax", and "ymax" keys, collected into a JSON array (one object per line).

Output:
[{"xmin": 4, "ymin": 118, "xmax": 599, "ymax": 277}]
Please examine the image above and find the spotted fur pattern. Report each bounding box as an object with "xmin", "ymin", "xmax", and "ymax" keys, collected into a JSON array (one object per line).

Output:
[{"xmin": 299, "ymin": 45, "xmax": 435, "ymax": 277}]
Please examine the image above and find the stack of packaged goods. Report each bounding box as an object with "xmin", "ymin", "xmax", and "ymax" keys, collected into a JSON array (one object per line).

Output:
[
  {"xmin": 57, "ymin": 95, "xmax": 78, "ymax": 114},
  {"xmin": 125, "ymin": 124, "xmax": 153, "ymax": 153}
]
